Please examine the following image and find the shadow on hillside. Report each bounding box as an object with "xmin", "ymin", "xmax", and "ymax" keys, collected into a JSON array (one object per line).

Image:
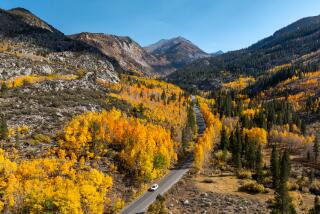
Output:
[{"xmin": 0, "ymin": 8, "xmax": 124, "ymax": 72}]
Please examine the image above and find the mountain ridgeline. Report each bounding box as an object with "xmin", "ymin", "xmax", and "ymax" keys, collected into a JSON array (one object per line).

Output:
[
  {"xmin": 0, "ymin": 7, "xmax": 210, "ymax": 79},
  {"xmin": 0, "ymin": 7, "xmax": 122, "ymax": 83},
  {"xmin": 144, "ymin": 36, "xmax": 211, "ymax": 70},
  {"xmin": 70, "ymin": 33, "xmax": 166, "ymax": 76},
  {"xmin": 167, "ymin": 15, "xmax": 320, "ymax": 90}
]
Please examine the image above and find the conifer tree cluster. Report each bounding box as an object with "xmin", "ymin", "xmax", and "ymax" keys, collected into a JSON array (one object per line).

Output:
[
  {"xmin": 270, "ymin": 148, "xmax": 296, "ymax": 214},
  {"xmin": 220, "ymin": 124, "xmax": 264, "ymax": 179},
  {"xmin": 182, "ymin": 103, "xmax": 197, "ymax": 152},
  {"xmin": 215, "ymin": 92, "xmax": 243, "ymax": 117},
  {"xmin": 213, "ymin": 92, "xmax": 304, "ymax": 133}
]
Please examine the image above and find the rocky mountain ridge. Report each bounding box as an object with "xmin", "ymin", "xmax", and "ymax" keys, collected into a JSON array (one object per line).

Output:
[
  {"xmin": 70, "ymin": 33, "xmax": 171, "ymax": 76},
  {"xmin": 0, "ymin": 7, "xmax": 210, "ymax": 79},
  {"xmin": 0, "ymin": 7, "xmax": 121, "ymax": 83},
  {"xmin": 145, "ymin": 36, "xmax": 210, "ymax": 69}
]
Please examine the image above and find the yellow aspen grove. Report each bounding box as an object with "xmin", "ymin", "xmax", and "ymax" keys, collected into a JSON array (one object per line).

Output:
[
  {"xmin": 101, "ymin": 75, "xmax": 188, "ymax": 134},
  {"xmin": 0, "ymin": 149, "xmax": 112, "ymax": 214},
  {"xmin": 194, "ymin": 98, "xmax": 222, "ymax": 171},
  {"xmin": 243, "ymin": 127, "xmax": 268, "ymax": 145},
  {"xmin": 4, "ymin": 74, "xmax": 78, "ymax": 88},
  {"xmin": 63, "ymin": 109, "xmax": 177, "ymax": 180},
  {"xmin": 222, "ymin": 76, "xmax": 256, "ymax": 91}
]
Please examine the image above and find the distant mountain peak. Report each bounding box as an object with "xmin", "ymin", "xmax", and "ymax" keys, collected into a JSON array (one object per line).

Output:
[
  {"xmin": 172, "ymin": 36, "xmax": 192, "ymax": 43},
  {"xmin": 144, "ymin": 36, "xmax": 210, "ymax": 69},
  {"xmin": 70, "ymin": 32, "xmax": 168, "ymax": 75},
  {"xmin": 211, "ymin": 50, "xmax": 224, "ymax": 56},
  {"xmin": 145, "ymin": 36, "xmax": 195, "ymax": 52}
]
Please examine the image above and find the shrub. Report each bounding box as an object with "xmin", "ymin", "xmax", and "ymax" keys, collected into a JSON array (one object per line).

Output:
[
  {"xmin": 239, "ymin": 181, "xmax": 265, "ymax": 193},
  {"xmin": 214, "ymin": 150, "xmax": 232, "ymax": 162},
  {"xmin": 33, "ymin": 134, "xmax": 51, "ymax": 144},
  {"xmin": 113, "ymin": 198, "xmax": 125, "ymax": 213},
  {"xmin": 202, "ymin": 178, "xmax": 214, "ymax": 183},
  {"xmin": 297, "ymin": 176, "xmax": 310, "ymax": 190},
  {"xmin": 310, "ymin": 180, "xmax": 320, "ymax": 195},
  {"xmin": 75, "ymin": 69, "xmax": 86, "ymax": 78},
  {"xmin": 217, "ymin": 161, "xmax": 227, "ymax": 171},
  {"xmin": 28, "ymin": 139, "xmax": 40, "ymax": 145},
  {"xmin": 147, "ymin": 195, "xmax": 168, "ymax": 214},
  {"xmin": 261, "ymin": 176, "xmax": 273, "ymax": 188},
  {"xmin": 237, "ymin": 169, "xmax": 252, "ymax": 179},
  {"xmin": 287, "ymin": 181, "xmax": 299, "ymax": 191},
  {"xmin": 289, "ymin": 191, "xmax": 303, "ymax": 209}
]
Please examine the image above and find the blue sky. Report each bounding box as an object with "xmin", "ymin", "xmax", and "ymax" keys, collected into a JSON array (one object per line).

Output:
[{"xmin": 1, "ymin": 0, "xmax": 320, "ymax": 52}]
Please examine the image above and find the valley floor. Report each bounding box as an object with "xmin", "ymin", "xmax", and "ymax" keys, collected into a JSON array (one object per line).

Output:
[{"xmin": 164, "ymin": 171, "xmax": 314, "ymax": 214}]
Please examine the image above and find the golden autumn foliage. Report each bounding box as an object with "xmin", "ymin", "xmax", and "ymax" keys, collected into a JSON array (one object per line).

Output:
[
  {"xmin": 0, "ymin": 149, "xmax": 112, "ymax": 214},
  {"xmin": 243, "ymin": 127, "xmax": 268, "ymax": 145},
  {"xmin": 194, "ymin": 99, "xmax": 222, "ymax": 171},
  {"xmin": 63, "ymin": 109, "xmax": 177, "ymax": 179},
  {"xmin": 101, "ymin": 75, "xmax": 188, "ymax": 134},
  {"xmin": 241, "ymin": 108, "xmax": 260, "ymax": 118},
  {"xmin": 264, "ymin": 70, "xmax": 320, "ymax": 111},
  {"xmin": 268, "ymin": 64, "xmax": 292, "ymax": 74},
  {"xmin": 196, "ymin": 96, "xmax": 215, "ymax": 109},
  {"xmin": 4, "ymin": 74, "xmax": 77, "ymax": 88},
  {"xmin": 8, "ymin": 124, "xmax": 30, "ymax": 139},
  {"xmin": 223, "ymin": 76, "xmax": 256, "ymax": 91}
]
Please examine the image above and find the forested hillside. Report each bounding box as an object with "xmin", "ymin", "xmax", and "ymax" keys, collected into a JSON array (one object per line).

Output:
[{"xmin": 167, "ymin": 15, "xmax": 320, "ymax": 91}]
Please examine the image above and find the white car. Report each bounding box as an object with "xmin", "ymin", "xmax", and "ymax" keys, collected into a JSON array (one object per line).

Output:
[{"xmin": 149, "ymin": 184, "xmax": 159, "ymax": 191}]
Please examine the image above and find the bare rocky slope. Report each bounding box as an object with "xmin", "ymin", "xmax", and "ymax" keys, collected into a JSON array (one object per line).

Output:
[
  {"xmin": 0, "ymin": 7, "xmax": 121, "ymax": 83},
  {"xmin": 70, "ymin": 33, "xmax": 171, "ymax": 76},
  {"xmin": 0, "ymin": 7, "xmax": 127, "ymax": 135},
  {"xmin": 0, "ymin": 7, "xmax": 211, "ymax": 78},
  {"xmin": 70, "ymin": 34, "xmax": 211, "ymax": 76}
]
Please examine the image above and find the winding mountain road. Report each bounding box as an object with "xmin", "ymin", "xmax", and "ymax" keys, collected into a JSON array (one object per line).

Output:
[{"xmin": 121, "ymin": 96, "xmax": 205, "ymax": 214}]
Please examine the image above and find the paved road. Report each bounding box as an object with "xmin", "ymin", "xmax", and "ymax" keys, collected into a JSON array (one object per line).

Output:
[
  {"xmin": 192, "ymin": 97, "xmax": 206, "ymax": 137},
  {"xmin": 121, "ymin": 96, "xmax": 205, "ymax": 214}
]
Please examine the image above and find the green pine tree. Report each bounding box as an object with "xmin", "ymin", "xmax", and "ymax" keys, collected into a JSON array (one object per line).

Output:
[
  {"xmin": 187, "ymin": 105, "xmax": 197, "ymax": 137},
  {"xmin": 221, "ymin": 126, "xmax": 229, "ymax": 150},
  {"xmin": 0, "ymin": 116, "xmax": 8, "ymax": 140},
  {"xmin": 274, "ymin": 149, "xmax": 295, "ymax": 214},
  {"xmin": 247, "ymin": 140, "xmax": 257, "ymax": 169},
  {"xmin": 0, "ymin": 82, "xmax": 7, "ymax": 94},
  {"xmin": 256, "ymin": 145, "xmax": 263, "ymax": 183},
  {"xmin": 271, "ymin": 146, "xmax": 280, "ymax": 189}
]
